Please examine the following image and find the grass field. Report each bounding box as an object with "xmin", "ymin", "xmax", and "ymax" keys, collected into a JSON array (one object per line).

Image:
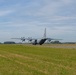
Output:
[{"xmin": 0, "ymin": 44, "xmax": 76, "ymax": 75}]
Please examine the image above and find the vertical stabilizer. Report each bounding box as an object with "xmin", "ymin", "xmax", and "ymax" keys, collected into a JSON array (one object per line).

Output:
[{"xmin": 43, "ymin": 28, "xmax": 46, "ymax": 38}]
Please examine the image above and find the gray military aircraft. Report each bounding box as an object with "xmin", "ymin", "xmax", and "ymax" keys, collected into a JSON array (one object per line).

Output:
[{"xmin": 11, "ymin": 28, "xmax": 61, "ymax": 45}]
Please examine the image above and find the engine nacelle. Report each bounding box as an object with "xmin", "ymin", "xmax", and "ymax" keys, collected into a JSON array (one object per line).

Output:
[
  {"xmin": 47, "ymin": 38, "xmax": 51, "ymax": 42},
  {"xmin": 32, "ymin": 40, "xmax": 37, "ymax": 45},
  {"xmin": 21, "ymin": 37, "xmax": 25, "ymax": 42}
]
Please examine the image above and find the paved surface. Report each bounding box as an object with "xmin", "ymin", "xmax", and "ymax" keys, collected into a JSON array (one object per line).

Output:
[
  {"xmin": 43, "ymin": 44, "xmax": 76, "ymax": 49},
  {"xmin": 22, "ymin": 44, "xmax": 76, "ymax": 49}
]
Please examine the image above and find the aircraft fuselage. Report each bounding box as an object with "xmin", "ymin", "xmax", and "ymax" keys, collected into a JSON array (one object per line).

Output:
[{"xmin": 32, "ymin": 38, "xmax": 46, "ymax": 45}]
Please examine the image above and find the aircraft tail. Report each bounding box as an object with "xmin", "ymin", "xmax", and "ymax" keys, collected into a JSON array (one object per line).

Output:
[{"xmin": 43, "ymin": 28, "xmax": 46, "ymax": 38}]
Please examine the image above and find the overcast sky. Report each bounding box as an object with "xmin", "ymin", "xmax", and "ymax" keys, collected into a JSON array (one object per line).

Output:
[{"xmin": 0, "ymin": 0, "xmax": 76, "ymax": 42}]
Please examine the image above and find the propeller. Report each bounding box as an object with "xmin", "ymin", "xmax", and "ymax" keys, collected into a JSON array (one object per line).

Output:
[{"xmin": 21, "ymin": 37, "xmax": 25, "ymax": 42}]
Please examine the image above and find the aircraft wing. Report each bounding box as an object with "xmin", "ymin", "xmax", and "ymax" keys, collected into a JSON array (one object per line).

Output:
[
  {"xmin": 11, "ymin": 37, "xmax": 26, "ymax": 42},
  {"xmin": 46, "ymin": 38, "xmax": 62, "ymax": 42},
  {"xmin": 26, "ymin": 37, "xmax": 37, "ymax": 41},
  {"xmin": 11, "ymin": 38, "xmax": 22, "ymax": 39}
]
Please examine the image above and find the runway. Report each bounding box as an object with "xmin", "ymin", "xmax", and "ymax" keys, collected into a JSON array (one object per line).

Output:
[
  {"xmin": 22, "ymin": 44, "xmax": 76, "ymax": 49},
  {"xmin": 43, "ymin": 44, "xmax": 76, "ymax": 49}
]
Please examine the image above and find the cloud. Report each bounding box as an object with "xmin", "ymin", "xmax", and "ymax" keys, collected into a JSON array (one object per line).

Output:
[
  {"xmin": 48, "ymin": 16, "xmax": 76, "ymax": 21},
  {"xmin": 16, "ymin": 0, "xmax": 76, "ymax": 25},
  {"xmin": 61, "ymin": 0, "xmax": 75, "ymax": 5},
  {"xmin": 0, "ymin": 0, "xmax": 76, "ymax": 42},
  {"xmin": 0, "ymin": 10, "xmax": 14, "ymax": 16}
]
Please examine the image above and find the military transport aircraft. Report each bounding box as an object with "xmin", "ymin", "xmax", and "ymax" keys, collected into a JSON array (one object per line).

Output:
[{"xmin": 11, "ymin": 28, "xmax": 61, "ymax": 45}]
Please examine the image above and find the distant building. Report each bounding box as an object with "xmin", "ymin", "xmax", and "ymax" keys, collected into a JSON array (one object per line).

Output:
[{"xmin": 4, "ymin": 41, "xmax": 15, "ymax": 44}]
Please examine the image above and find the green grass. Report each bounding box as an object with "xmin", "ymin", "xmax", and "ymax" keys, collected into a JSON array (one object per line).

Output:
[{"xmin": 0, "ymin": 44, "xmax": 76, "ymax": 75}]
